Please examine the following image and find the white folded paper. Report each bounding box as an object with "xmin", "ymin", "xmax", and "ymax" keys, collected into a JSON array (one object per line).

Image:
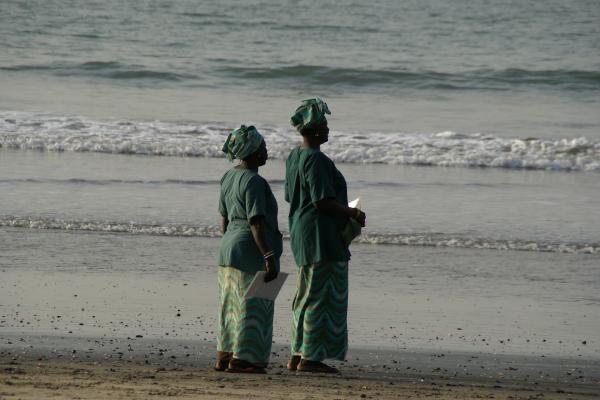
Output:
[
  {"xmin": 343, "ymin": 197, "xmax": 362, "ymax": 243},
  {"xmin": 244, "ymin": 272, "xmax": 289, "ymax": 301}
]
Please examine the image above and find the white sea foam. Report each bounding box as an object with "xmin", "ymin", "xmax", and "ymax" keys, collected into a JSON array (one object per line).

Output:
[
  {"xmin": 0, "ymin": 216, "xmax": 222, "ymax": 237},
  {"xmin": 1, "ymin": 111, "xmax": 599, "ymax": 172},
  {"xmin": 2, "ymin": 216, "xmax": 598, "ymax": 254},
  {"xmin": 356, "ymin": 232, "xmax": 599, "ymax": 254}
]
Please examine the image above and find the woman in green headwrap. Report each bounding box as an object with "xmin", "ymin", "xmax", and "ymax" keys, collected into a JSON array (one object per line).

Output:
[
  {"xmin": 284, "ymin": 98, "xmax": 366, "ymax": 373},
  {"xmin": 215, "ymin": 125, "xmax": 283, "ymax": 374}
]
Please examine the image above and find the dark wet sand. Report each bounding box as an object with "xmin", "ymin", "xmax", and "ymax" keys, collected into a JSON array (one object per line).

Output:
[
  {"xmin": 1, "ymin": 334, "xmax": 599, "ymax": 399},
  {"xmin": 1, "ymin": 357, "xmax": 598, "ymax": 400}
]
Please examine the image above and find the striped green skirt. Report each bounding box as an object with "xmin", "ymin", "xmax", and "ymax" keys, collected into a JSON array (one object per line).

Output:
[
  {"xmin": 291, "ymin": 261, "xmax": 349, "ymax": 362},
  {"xmin": 217, "ymin": 266, "xmax": 274, "ymax": 366}
]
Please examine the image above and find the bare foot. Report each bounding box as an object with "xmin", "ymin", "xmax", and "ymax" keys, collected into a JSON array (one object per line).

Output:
[
  {"xmin": 287, "ymin": 355, "xmax": 301, "ymax": 371},
  {"xmin": 226, "ymin": 358, "xmax": 267, "ymax": 374},
  {"xmin": 297, "ymin": 360, "xmax": 339, "ymax": 374},
  {"xmin": 214, "ymin": 351, "xmax": 232, "ymax": 372}
]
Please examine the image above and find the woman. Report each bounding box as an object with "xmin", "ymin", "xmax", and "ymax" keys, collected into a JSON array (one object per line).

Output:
[
  {"xmin": 216, "ymin": 125, "xmax": 282, "ymax": 374},
  {"xmin": 284, "ymin": 98, "xmax": 366, "ymax": 373}
]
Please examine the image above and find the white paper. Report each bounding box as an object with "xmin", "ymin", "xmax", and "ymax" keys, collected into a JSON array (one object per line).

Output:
[
  {"xmin": 347, "ymin": 197, "xmax": 362, "ymax": 240},
  {"xmin": 244, "ymin": 272, "xmax": 289, "ymax": 301}
]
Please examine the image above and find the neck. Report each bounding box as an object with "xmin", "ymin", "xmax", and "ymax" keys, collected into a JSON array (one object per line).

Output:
[
  {"xmin": 301, "ymin": 137, "xmax": 320, "ymax": 150},
  {"xmin": 238, "ymin": 160, "xmax": 258, "ymax": 171}
]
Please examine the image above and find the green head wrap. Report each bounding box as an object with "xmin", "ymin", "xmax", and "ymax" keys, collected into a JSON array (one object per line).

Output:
[
  {"xmin": 290, "ymin": 97, "xmax": 331, "ymax": 133},
  {"xmin": 222, "ymin": 125, "xmax": 264, "ymax": 161}
]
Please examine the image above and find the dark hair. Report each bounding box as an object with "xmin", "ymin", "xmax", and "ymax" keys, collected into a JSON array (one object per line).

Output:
[
  {"xmin": 299, "ymin": 125, "xmax": 316, "ymax": 137},
  {"xmin": 299, "ymin": 121, "xmax": 327, "ymax": 137}
]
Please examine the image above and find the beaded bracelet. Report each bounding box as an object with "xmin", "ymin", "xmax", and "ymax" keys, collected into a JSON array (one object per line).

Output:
[{"xmin": 263, "ymin": 250, "xmax": 274, "ymax": 259}]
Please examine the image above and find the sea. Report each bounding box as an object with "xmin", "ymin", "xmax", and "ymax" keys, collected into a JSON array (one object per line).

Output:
[{"xmin": 1, "ymin": 0, "xmax": 599, "ymax": 360}]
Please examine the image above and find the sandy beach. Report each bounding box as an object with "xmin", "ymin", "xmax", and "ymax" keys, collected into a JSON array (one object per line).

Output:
[
  {"xmin": 2, "ymin": 332, "xmax": 599, "ymax": 399},
  {"xmin": 1, "ymin": 193, "xmax": 599, "ymax": 398},
  {"xmin": 1, "ymin": 355, "xmax": 599, "ymax": 400}
]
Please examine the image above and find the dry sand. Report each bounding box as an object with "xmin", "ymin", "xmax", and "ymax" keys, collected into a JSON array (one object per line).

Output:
[{"xmin": 1, "ymin": 358, "xmax": 598, "ymax": 400}]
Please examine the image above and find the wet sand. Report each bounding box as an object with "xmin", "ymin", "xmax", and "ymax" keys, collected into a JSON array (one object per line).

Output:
[
  {"xmin": 2, "ymin": 227, "xmax": 599, "ymax": 359},
  {"xmin": 1, "ymin": 356, "xmax": 599, "ymax": 400},
  {"xmin": 1, "ymin": 333, "xmax": 599, "ymax": 399},
  {"xmin": 1, "ymin": 210, "xmax": 599, "ymax": 398}
]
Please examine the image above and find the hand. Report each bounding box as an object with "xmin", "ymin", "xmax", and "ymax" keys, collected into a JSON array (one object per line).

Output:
[
  {"xmin": 352, "ymin": 208, "xmax": 366, "ymax": 227},
  {"xmin": 264, "ymin": 256, "xmax": 278, "ymax": 282}
]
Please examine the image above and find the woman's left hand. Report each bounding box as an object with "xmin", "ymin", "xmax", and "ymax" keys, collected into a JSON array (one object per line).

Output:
[
  {"xmin": 264, "ymin": 256, "xmax": 278, "ymax": 282},
  {"xmin": 353, "ymin": 208, "xmax": 366, "ymax": 227}
]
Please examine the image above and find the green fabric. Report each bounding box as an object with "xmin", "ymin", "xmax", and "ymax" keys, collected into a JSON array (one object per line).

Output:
[
  {"xmin": 284, "ymin": 147, "xmax": 350, "ymax": 266},
  {"xmin": 222, "ymin": 125, "xmax": 264, "ymax": 161},
  {"xmin": 290, "ymin": 98, "xmax": 331, "ymax": 132},
  {"xmin": 291, "ymin": 261, "xmax": 349, "ymax": 362},
  {"xmin": 218, "ymin": 168, "xmax": 283, "ymax": 273},
  {"xmin": 218, "ymin": 266, "xmax": 274, "ymax": 366}
]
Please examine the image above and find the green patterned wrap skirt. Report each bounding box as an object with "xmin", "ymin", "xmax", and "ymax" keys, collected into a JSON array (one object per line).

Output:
[
  {"xmin": 291, "ymin": 261, "xmax": 349, "ymax": 362},
  {"xmin": 217, "ymin": 266, "xmax": 274, "ymax": 366}
]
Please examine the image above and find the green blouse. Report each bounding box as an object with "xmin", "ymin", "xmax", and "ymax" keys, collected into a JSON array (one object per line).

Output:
[
  {"xmin": 285, "ymin": 147, "xmax": 350, "ymax": 266},
  {"xmin": 217, "ymin": 167, "xmax": 283, "ymax": 273}
]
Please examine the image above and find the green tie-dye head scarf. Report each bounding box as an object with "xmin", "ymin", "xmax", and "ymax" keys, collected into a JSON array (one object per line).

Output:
[
  {"xmin": 222, "ymin": 125, "xmax": 264, "ymax": 161},
  {"xmin": 290, "ymin": 97, "xmax": 331, "ymax": 133}
]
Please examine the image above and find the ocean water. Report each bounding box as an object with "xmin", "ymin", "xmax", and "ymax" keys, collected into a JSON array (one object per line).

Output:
[
  {"xmin": 1, "ymin": 0, "xmax": 599, "ymax": 357},
  {"xmin": 1, "ymin": 0, "xmax": 599, "ymax": 137}
]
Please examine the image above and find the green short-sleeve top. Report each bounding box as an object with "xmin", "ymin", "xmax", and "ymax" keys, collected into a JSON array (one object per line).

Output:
[
  {"xmin": 217, "ymin": 167, "xmax": 283, "ymax": 273},
  {"xmin": 284, "ymin": 147, "xmax": 350, "ymax": 266}
]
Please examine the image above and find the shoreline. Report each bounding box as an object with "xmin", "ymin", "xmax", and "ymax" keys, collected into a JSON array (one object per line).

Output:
[{"xmin": 1, "ymin": 333, "xmax": 599, "ymax": 399}]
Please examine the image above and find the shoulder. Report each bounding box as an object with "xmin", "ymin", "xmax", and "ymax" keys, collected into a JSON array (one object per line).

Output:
[
  {"xmin": 308, "ymin": 150, "xmax": 331, "ymax": 162},
  {"xmin": 248, "ymin": 172, "xmax": 266, "ymax": 185},
  {"xmin": 244, "ymin": 171, "xmax": 268, "ymax": 192},
  {"xmin": 220, "ymin": 168, "xmax": 235, "ymax": 185},
  {"xmin": 304, "ymin": 149, "xmax": 333, "ymax": 169},
  {"xmin": 286, "ymin": 147, "xmax": 301, "ymax": 165}
]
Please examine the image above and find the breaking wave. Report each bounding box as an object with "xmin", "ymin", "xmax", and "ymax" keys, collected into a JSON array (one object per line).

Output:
[{"xmin": 2, "ymin": 111, "xmax": 599, "ymax": 172}]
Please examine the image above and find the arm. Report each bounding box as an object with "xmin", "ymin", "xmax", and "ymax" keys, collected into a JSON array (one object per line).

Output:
[
  {"xmin": 314, "ymin": 199, "xmax": 366, "ymax": 227},
  {"xmin": 221, "ymin": 216, "xmax": 229, "ymax": 234},
  {"xmin": 219, "ymin": 182, "xmax": 228, "ymax": 233},
  {"xmin": 304, "ymin": 153, "xmax": 366, "ymax": 227},
  {"xmin": 249, "ymin": 216, "xmax": 278, "ymax": 282}
]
